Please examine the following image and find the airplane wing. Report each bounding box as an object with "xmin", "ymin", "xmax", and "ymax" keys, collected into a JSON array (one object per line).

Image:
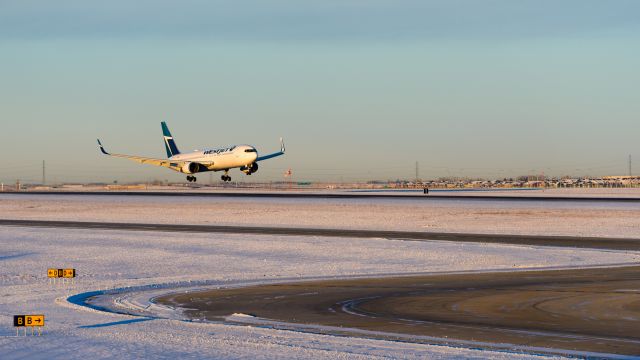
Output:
[
  {"xmin": 256, "ymin": 138, "xmax": 286, "ymax": 162},
  {"xmin": 97, "ymin": 139, "xmax": 186, "ymax": 171}
]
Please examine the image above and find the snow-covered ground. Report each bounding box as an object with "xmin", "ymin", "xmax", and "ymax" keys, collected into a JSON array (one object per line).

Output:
[
  {"xmin": 1, "ymin": 226, "xmax": 639, "ymax": 359},
  {"xmin": 2, "ymin": 193, "xmax": 639, "ymax": 238}
]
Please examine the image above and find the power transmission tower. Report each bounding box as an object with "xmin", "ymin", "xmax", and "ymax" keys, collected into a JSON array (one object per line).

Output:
[
  {"xmin": 415, "ymin": 161, "xmax": 419, "ymax": 183},
  {"xmin": 630, "ymin": 154, "xmax": 632, "ymax": 177},
  {"xmin": 42, "ymin": 160, "xmax": 46, "ymax": 185}
]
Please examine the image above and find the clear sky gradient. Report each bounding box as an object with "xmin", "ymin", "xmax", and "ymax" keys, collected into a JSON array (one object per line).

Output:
[{"xmin": 1, "ymin": 1, "xmax": 639, "ymax": 183}]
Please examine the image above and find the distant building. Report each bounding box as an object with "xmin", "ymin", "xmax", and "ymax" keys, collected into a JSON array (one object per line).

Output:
[{"xmin": 603, "ymin": 176, "xmax": 640, "ymax": 180}]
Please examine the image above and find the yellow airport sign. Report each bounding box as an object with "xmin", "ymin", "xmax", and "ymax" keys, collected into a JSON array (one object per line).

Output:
[
  {"xmin": 25, "ymin": 315, "xmax": 45, "ymax": 327},
  {"xmin": 14, "ymin": 315, "xmax": 45, "ymax": 327},
  {"xmin": 63, "ymin": 269, "xmax": 76, "ymax": 278},
  {"xmin": 47, "ymin": 268, "xmax": 61, "ymax": 278},
  {"xmin": 47, "ymin": 268, "xmax": 76, "ymax": 278}
]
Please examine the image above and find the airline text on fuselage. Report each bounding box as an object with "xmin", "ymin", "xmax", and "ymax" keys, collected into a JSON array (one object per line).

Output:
[{"xmin": 203, "ymin": 146, "xmax": 236, "ymax": 155}]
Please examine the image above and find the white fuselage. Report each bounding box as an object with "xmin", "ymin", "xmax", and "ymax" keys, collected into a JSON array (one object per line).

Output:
[{"xmin": 170, "ymin": 144, "xmax": 258, "ymax": 173}]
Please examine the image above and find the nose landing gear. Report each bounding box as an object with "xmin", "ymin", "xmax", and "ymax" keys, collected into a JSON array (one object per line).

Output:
[{"xmin": 186, "ymin": 175, "xmax": 197, "ymax": 182}]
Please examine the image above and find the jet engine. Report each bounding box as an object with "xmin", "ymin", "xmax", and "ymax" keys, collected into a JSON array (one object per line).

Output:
[
  {"xmin": 240, "ymin": 162, "xmax": 258, "ymax": 175},
  {"xmin": 181, "ymin": 162, "xmax": 202, "ymax": 174}
]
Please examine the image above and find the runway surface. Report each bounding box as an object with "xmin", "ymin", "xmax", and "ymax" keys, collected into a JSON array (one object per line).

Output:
[
  {"xmin": 2, "ymin": 218, "xmax": 640, "ymax": 250},
  {"xmin": 158, "ymin": 265, "xmax": 640, "ymax": 356},
  {"xmin": 6, "ymin": 190, "xmax": 640, "ymax": 202}
]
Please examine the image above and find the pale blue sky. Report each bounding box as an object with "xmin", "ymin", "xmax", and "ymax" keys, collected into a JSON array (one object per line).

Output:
[{"xmin": 1, "ymin": 1, "xmax": 639, "ymax": 183}]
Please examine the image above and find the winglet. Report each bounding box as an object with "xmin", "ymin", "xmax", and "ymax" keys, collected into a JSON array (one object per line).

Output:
[
  {"xmin": 255, "ymin": 138, "xmax": 286, "ymax": 162},
  {"xmin": 97, "ymin": 139, "xmax": 110, "ymax": 155}
]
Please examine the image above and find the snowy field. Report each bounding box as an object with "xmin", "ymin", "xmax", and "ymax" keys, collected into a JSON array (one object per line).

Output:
[
  {"xmin": 1, "ymin": 225, "xmax": 639, "ymax": 359},
  {"xmin": 2, "ymin": 193, "xmax": 640, "ymax": 238}
]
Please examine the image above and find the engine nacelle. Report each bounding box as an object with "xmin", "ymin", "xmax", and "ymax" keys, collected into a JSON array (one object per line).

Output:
[
  {"xmin": 240, "ymin": 162, "xmax": 259, "ymax": 175},
  {"xmin": 181, "ymin": 162, "xmax": 202, "ymax": 174}
]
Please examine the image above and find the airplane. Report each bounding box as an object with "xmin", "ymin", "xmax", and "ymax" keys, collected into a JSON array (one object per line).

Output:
[{"xmin": 97, "ymin": 122, "xmax": 285, "ymax": 182}]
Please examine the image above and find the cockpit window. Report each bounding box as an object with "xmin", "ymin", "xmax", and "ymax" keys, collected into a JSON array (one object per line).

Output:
[{"xmin": 245, "ymin": 149, "xmax": 257, "ymax": 153}]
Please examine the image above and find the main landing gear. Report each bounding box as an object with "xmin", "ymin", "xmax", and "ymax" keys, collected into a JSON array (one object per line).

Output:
[
  {"xmin": 221, "ymin": 170, "xmax": 231, "ymax": 182},
  {"xmin": 186, "ymin": 175, "xmax": 197, "ymax": 182}
]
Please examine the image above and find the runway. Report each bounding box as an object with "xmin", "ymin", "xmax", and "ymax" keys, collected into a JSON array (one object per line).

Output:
[
  {"xmin": 2, "ymin": 218, "xmax": 640, "ymax": 250},
  {"xmin": 157, "ymin": 265, "xmax": 640, "ymax": 356},
  {"xmin": 6, "ymin": 190, "xmax": 640, "ymax": 202}
]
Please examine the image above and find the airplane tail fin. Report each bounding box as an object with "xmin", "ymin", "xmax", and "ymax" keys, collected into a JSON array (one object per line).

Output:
[{"xmin": 161, "ymin": 121, "xmax": 181, "ymax": 158}]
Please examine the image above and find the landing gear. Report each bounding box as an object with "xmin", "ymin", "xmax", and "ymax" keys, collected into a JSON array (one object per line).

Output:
[
  {"xmin": 221, "ymin": 170, "xmax": 231, "ymax": 182},
  {"xmin": 186, "ymin": 175, "xmax": 197, "ymax": 182}
]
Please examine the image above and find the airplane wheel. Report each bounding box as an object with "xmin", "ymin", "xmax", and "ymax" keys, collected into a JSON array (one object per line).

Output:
[
  {"xmin": 227, "ymin": 176, "xmax": 231, "ymax": 182},
  {"xmin": 193, "ymin": 177, "xmax": 197, "ymax": 182},
  {"xmin": 221, "ymin": 175, "xmax": 226, "ymax": 181},
  {"xmin": 186, "ymin": 176, "xmax": 192, "ymax": 182}
]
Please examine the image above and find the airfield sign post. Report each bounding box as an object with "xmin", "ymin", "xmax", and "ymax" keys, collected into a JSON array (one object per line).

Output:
[
  {"xmin": 48, "ymin": 268, "xmax": 77, "ymax": 285},
  {"xmin": 14, "ymin": 315, "xmax": 45, "ymax": 336},
  {"xmin": 63, "ymin": 268, "xmax": 76, "ymax": 284},
  {"xmin": 47, "ymin": 268, "xmax": 60, "ymax": 284}
]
